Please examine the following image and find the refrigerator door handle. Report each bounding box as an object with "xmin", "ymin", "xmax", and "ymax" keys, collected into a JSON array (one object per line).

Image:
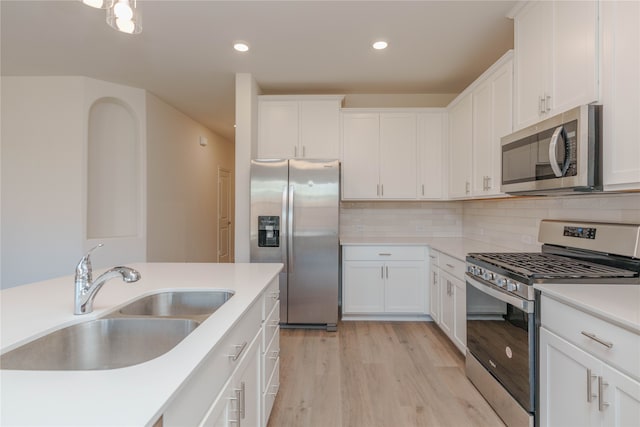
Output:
[
  {"xmin": 281, "ymin": 185, "xmax": 288, "ymax": 272},
  {"xmin": 288, "ymin": 184, "xmax": 295, "ymax": 273}
]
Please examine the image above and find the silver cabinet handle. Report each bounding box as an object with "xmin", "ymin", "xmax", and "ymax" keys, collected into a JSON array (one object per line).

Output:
[
  {"xmin": 270, "ymin": 290, "xmax": 280, "ymax": 300},
  {"xmin": 270, "ymin": 319, "xmax": 279, "ymax": 329},
  {"xmin": 302, "ymin": 145, "xmax": 306, "ymax": 157},
  {"xmin": 587, "ymin": 369, "xmax": 597, "ymax": 403},
  {"xmin": 377, "ymin": 184, "xmax": 380, "ymax": 196},
  {"xmin": 486, "ymin": 176, "xmax": 491, "ymax": 190},
  {"xmin": 378, "ymin": 253, "xmax": 392, "ymax": 256},
  {"xmin": 239, "ymin": 381, "xmax": 246, "ymax": 419},
  {"xmin": 581, "ymin": 331, "xmax": 613, "ymax": 349},
  {"xmin": 228, "ymin": 341, "xmax": 248, "ymax": 361},
  {"xmin": 268, "ymin": 383, "xmax": 280, "ymax": 397},
  {"xmin": 465, "ymin": 181, "xmax": 470, "ymax": 194},
  {"xmin": 228, "ymin": 388, "xmax": 242, "ymax": 426},
  {"xmin": 422, "ymin": 184, "xmax": 425, "ymax": 196},
  {"xmin": 381, "ymin": 266, "xmax": 384, "ymax": 279},
  {"xmin": 539, "ymin": 96, "xmax": 545, "ymax": 114},
  {"xmin": 269, "ymin": 350, "xmax": 280, "ymax": 360},
  {"xmin": 433, "ymin": 271, "xmax": 437, "ymax": 285},
  {"xmin": 294, "ymin": 146, "xmax": 297, "ymax": 157},
  {"xmin": 381, "ymin": 184, "xmax": 384, "ymax": 197},
  {"xmin": 445, "ymin": 263, "xmax": 455, "ymax": 269},
  {"xmin": 598, "ymin": 376, "xmax": 609, "ymax": 411},
  {"xmin": 545, "ymin": 94, "xmax": 551, "ymax": 112},
  {"xmin": 386, "ymin": 266, "xmax": 389, "ymax": 279}
]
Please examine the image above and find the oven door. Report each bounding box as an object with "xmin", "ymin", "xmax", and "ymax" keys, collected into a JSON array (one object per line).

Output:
[{"xmin": 466, "ymin": 274, "xmax": 536, "ymax": 413}]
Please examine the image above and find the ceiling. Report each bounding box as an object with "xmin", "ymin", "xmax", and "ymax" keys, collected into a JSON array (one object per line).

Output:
[{"xmin": 1, "ymin": 1, "xmax": 516, "ymax": 142}]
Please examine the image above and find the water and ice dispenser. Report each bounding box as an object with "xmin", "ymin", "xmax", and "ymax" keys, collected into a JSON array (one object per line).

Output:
[{"xmin": 258, "ymin": 216, "xmax": 280, "ymax": 247}]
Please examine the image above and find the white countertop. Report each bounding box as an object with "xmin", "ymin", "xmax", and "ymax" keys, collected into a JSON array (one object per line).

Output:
[
  {"xmin": 535, "ymin": 283, "xmax": 640, "ymax": 334},
  {"xmin": 340, "ymin": 236, "xmax": 514, "ymax": 261},
  {"xmin": 0, "ymin": 262, "xmax": 283, "ymax": 426}
]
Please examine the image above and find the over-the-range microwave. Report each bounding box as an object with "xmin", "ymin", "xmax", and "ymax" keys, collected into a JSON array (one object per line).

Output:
[{"xmin": 501, "ymin": 104, "xmax": 602, "ymax": 195}]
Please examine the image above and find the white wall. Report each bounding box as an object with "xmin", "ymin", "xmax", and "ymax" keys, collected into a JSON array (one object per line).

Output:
[
  {"xmin": 1, "ymin": 76, "xmax": 85, "ymax": 288},
  {"xmin": 1, "ymin": 76, "xmax": 147, "ymax": 288},
  {"xmin": 234, "ymin": 73, "xmax": 261, "ymax": 262},
  {"xmin": 146, "ymin": 92, "xmax": 235, "ymax": 262}
]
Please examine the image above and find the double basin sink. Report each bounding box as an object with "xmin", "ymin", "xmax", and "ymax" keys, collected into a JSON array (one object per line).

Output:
[{"xmin": 0, "ymin": 290, "xmax": 233, "ymax": 371}]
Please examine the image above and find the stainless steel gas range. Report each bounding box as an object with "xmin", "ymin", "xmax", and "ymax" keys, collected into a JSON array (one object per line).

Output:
[{"xmin": 464, "ymin": 220, "xmax": 640, "ymax": 427}]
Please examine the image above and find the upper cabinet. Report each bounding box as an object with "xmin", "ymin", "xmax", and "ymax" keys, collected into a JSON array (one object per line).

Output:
[
  {"xmin": 342, "ymin": 111, "xmax": 419, "ymax": 200},
  {"xmin": 257, "ymin": 95, "xmax": 344, "ymax": 159},
  {"xmin": 601, "ymin": 0, "xmax": 640, "ymax": 190},
  {"xmin": 513, "ymin": 0, "xmax": 599, "ymax": 130},
  {"xmin": 448, "ymin": 51, "xmax": 513, "ymax": 199},
  {"xmin": 417, "ymin": 112, "xmax": 447, "ymax": 199}
]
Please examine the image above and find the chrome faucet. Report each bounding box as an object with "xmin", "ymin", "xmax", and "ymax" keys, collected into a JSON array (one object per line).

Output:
[{"xmin": 74, "ymin": 244, "xmax": 141, "ymax": 315}]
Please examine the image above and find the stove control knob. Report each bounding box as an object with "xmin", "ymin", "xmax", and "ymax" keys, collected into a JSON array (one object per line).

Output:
[
  {"xmin": 496, "ymin": 278, "xmax": 506, "ymax": 288},
  {"xmin": 467, "ymin": 265, "xmax": 475, "ymax": 274},
  {"xmin": 483, "ymin": 271, "xmax": 495, "ymax": 281},
  {"xmin": 507, "ymin": 280, "xmax": 517, "ymax": 292}
]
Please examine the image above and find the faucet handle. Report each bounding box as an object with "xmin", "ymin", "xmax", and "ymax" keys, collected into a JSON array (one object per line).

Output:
[{"xmin": 75, "ymin": 243, "xmax": 103, "ymax": 280}]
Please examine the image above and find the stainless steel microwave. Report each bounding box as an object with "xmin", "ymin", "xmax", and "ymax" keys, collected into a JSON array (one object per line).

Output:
[{"xmin": 501, "ymin": 105, "xmax": 602, "ymax": 195}]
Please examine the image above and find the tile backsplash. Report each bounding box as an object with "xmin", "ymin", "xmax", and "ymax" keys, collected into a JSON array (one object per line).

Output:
[{"xmin": 340, "ymin": 193, "xmax": 640, "ymax": 251}]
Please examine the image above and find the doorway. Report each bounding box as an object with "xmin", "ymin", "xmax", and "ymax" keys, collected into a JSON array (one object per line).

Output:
[{"xmin": 217, "ymin": 167, "xmax": 232, "ymax": 262}]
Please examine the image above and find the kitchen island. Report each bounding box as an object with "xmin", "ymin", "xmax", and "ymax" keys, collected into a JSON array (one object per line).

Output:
[{"xmin": 0, "ymin": 262, "xmax": 283, "ymax": 426}]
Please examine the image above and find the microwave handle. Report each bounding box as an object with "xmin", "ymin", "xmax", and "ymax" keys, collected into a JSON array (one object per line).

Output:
[{"xmin": 549, "ymin": 126, "xmax": 570, "ymax": 177}]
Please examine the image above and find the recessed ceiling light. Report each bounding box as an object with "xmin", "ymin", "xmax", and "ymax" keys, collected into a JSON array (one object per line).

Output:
[
  {"xmin": 372, "ymin": 41, "xmax": 388, "ymax": 50},
  {"xmin": 234, "ymin": 42, "xmax": 250, "ymax": 52}
]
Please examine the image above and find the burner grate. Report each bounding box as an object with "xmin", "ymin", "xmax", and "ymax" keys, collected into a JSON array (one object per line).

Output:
[{"xmin": 469, "ymin": 252, "xmax": 638, "ymax": 279}]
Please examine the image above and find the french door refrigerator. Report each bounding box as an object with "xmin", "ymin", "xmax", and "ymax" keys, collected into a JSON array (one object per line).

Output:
[{"xmin": 250, "ymin": 159, "xmax": 339, "ymax": 331}]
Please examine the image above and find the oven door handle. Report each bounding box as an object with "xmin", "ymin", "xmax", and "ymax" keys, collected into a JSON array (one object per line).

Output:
[{"xmin": 466, "ymin": 274, "xmax": 534, "ymax": 314}]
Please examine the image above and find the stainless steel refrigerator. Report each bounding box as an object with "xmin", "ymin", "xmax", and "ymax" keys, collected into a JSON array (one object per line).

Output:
[{"xmin": 250, "ymin": 159, "xmax": 339, "ymax": 331}]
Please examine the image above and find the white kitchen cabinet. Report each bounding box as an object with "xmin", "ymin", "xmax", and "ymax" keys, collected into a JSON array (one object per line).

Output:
[
  {"xmin": 601, "ymin": 0, "xmax": 640, "ymax": 191},
  {"xmin": 513, "ymin": 0, "xmax": 599, "ymax": 130},
  {"xmin": 342, "ymin": 246, "xmax": 428, "ymax": 318},
  {"xmin": 439, "ymin": 269, "xmax": 466, "ymax": 354},
  {"xmin": 472, "ymin": 58, "xmax": 512, "ymax": 197},
  {"xmin": 539, "ymin": 294, "xmax": 640, "ymax": 427},
  {"xmin": 448, "ymin": 93, "xmax": 473, "ymax": 198},
  {"xmin": 341, "ymin": 111, "xmax": 417, "ymax": 200},
  {"xmin": 257, "ymin": 96, "xmax": 343, "ymax": 159},
  {"xmin": 428, "ymin": 251, "xmax": 440, "ymax": 323},
  {"xmin": 417, "ymin": 112, "xmax": 447, "ymax": 199}
]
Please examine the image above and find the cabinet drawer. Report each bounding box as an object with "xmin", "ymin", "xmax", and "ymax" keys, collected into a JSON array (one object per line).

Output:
[
  {"xmin": 262, "ymin": 329, "xmax": 280, "ymax": 393},
  {"xmin": 163, "ymin": 300, "xmax": 262, "ymax": 426},
  {"xmin": 542, "ymin": 295, "xmax": 640, "ymax": 380},
  {"xmin": 263, "ymin": 277, "xmax": 280, "ymax": 321},
  {"xmin": 428, "ymin": 249, "xmax": 439, "ymax": 267},
  {"xmin": 343, "ymin": 245, "xmax": 426, "ymax": 261},
  {"xmin": 439, "ymin": 252, "xmax": 466, "ymax": 280},
  {"xmin": 263, "ymin": 301, "xmax": 280, "ymax": 350},
  {"xmin": 263, "ymin": 358, "xmax": 280, "ymax": 426}
]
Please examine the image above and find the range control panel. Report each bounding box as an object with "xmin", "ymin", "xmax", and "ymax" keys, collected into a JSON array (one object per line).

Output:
[{"xmin": 563, "ymin": 226, "xmax": 597, "ymax": 240}]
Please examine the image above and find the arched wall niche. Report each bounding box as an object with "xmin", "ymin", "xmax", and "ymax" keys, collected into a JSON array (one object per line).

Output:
[{"xmin": 86, "ymin": 96, "xmax": 140, "ymax": 239}]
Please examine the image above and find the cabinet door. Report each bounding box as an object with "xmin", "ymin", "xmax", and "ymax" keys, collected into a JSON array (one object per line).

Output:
[
  {"xmin": 342, "ymin": 261, "xmax": 385, "ymax": 313},
  {"xmin": 473, "ymin": 60, "xmax": 512, "ymax": 196},
  {"xmin": 539, "ymin": 327, "xmax": 600, "ymax": 427},
  {"xmin": 417, "ymin": 112, "xmax": 445, "ymax": 199},
  {"xmin": 601, "ymin": 0, "xmax": 640, "ymax": 190},
  {"xmin": 429, "ymin": 265, "xmax": 440, "ymax": 323},
  {"xmin": 379, "ymin": 113, "xmax": 417, "ymax": 199},
  {"xmin": 384, "ymin": 260, "xmax": 426, "ymax": 313},
  {"xmin": 299, "ymin": 100, "xmax": 340, "ymax": 159},
  {"xmin": 452, "ymin": 275, "xmax": 466, "ymax": 352},
  {"xmin": 233, "ymin": 335, "xmax": 261, "ymax": 427},
  {"xmin": 439, "ymin": 271, "xmax": 455, "ymax": 338},
  {"xmin": 448, "ymin": 94, "xmax": 473, "ymax": 198},
  {"xmin": 550, "ymin": 0, "xmax": 599, "ymax": 115},
  {"xmin": 342, "ymin": 113, "xmax": 380, "ymax": 199},
  {"xmin": 601, "ymin": 364, "xmax": 640, "ymax": 427},
  {"xmin": 514, "ymin": 0, "xmax": 552, "ymax": 129},
  {"xmin": 258, "ymin": 101, "xmax": 299, "ymax": 158}
]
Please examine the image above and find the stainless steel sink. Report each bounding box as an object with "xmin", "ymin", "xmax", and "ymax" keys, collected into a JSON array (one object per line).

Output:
[
  {"xmin": 0, "ymin": 318, "xmax": 199, "ymax": 371},
  {"xmin": 116, "ymin": 290, "xmax": 234, "ymax": 318}
]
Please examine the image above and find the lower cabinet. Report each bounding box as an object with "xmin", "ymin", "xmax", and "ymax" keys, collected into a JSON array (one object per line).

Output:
[
  {"xmin": 439, "ymin": 269, "xmax": 466, "ymax": 354},
  {"xmin": 163, "ymin": 279, "xmax": 280, "ymax": 427},
  {"xmin": 342, "ymin": 245, "xmax": 428, "ymax": 318},
  {"xmin": 539, "ymin": 294, "xmax": 640, "ymax": 427},
  {"xmin": 428, "ymin": 252, "xmax": 439, "ymax": 323}
]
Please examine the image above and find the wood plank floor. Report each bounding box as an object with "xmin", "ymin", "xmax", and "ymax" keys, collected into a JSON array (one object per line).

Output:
[{"xmin": 267, "ymin": 321, "xmax": 505, "ymax": 427}]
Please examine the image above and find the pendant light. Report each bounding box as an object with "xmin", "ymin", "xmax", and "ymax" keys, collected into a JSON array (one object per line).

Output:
[
  {"xmin": 106, "ymin": 0, "xmax": 142, "ymax": 34},
  {"xmin": 81, "ymin": 0, "xmax": 114, "ymax": 9}
]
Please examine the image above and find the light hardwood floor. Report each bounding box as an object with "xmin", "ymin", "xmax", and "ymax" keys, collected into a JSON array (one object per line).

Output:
[{"xmin": 268, "ymin": 321, "xmax": 505, "ymax": 427}]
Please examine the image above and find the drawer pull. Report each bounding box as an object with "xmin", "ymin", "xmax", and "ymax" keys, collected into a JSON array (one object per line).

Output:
[
  {"xmin": 270, "ymin": 290, "xmax": 280, "ymax": 300},
  {"xmin": 429, "ymin": 255, "xmax": 437, "ymax": 260},
  {"xmin": 269, "ymin": 350, "xmax": 280, "ymax": 360},
  {"xmin": 445, "ymin": 263, "xmax": 455, "ymax": 269},
  {"xmin": 270, "ymin": 320, "xmax": 279, "ymax": 328},
  {"xmin": 228, "ymin": 341, "xmax": 248, "ymax": 361},
  {"xmin": 581, "ymin": 331, "xmax": 613, "ymax": 349},
  {"xmin": 378, "ymin": 253, "xmax": 392, "ymax": 256},
  {"xmin": 268, "ymin": 383, "xmax": 280, "ymax": 396}
]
